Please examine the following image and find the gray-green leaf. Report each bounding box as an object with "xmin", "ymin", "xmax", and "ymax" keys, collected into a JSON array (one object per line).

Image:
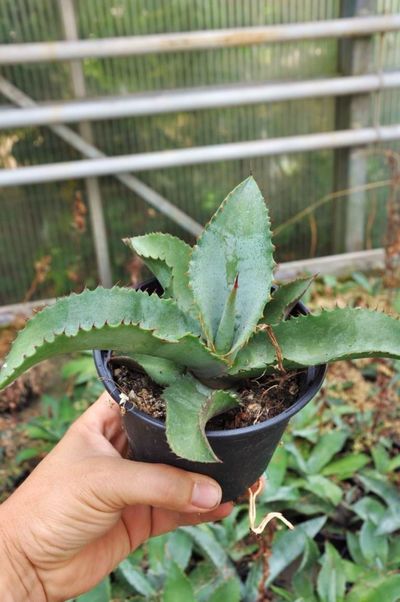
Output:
[
  {"xmin": 0, "ymin": 287, "xmax": 225, "ymax": 390},
  {"xmin": 231, "ymin": 308, "xmax": 400, "ymax": 377},
  {"xmin": 263, "ymin": 276, "xmax": 315, "ymax": 324},
  {"xmin": 163, "ymin": 561, "xmax": 196, "ymax": 602},
  {"xmin": 124, "ymin": 233, "xmax": 196, "ymax": 317},
  {"xmin": 189, "ymin": 176, "xmax": 275, "ymax": 354},
  {"xmin": 164, "ymin": 375, "xmax": 238, "ymax": 462},
  {"xmin": 317, "ymin": 542, "xmax": 345, "ymax": 602}
]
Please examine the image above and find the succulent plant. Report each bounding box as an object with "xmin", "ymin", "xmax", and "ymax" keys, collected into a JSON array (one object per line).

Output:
[{"xmin": 1, "ymin": 177, "xmax": 399, "ymax": 462}]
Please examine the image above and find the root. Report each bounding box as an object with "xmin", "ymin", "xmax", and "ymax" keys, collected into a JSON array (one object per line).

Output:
[{"xmin": 248, "ymin": 479, "xmax": 294, "ymax": 535}]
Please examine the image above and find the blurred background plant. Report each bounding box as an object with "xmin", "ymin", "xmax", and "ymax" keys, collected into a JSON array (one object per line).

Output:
[
  {"xmin": 1, "ymin": 2, "xmax": 400, "ymax": 599},
  {"xmin": 1, "ymin": 0, "xmax": 400, "ymax": 304},
  {"xmin": 1, "ymin": 275, "xmax": 399, "ymax": 601}
]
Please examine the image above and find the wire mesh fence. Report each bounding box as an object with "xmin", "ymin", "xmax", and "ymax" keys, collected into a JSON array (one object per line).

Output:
[{"xmin": 0, "ymin": 0, "xmax": 399, "ymax": 305}]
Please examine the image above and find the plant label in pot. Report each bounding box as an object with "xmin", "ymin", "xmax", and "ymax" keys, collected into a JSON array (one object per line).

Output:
[{"xmin": 1, "ymin": 177, "xmax": 400, "ymax": 501}]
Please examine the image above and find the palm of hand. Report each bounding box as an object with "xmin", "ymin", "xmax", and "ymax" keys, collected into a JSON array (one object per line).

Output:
[{"xmin": 1, "ymin": 394, "xmax": 231, "ymax": 601}]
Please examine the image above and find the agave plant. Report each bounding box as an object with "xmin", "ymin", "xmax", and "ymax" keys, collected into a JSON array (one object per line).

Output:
[{"xmin": 1, "ymin": 177, "xmax": 399, "ymax": 463}]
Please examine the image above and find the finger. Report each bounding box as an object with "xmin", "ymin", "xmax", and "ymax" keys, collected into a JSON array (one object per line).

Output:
[
  {"xmin": 76, "ymin": 392, "xmax": 121, "ymax": 437},
  {"xmin": 121, "ymin": 502, "xmax": 234, "ymax": 543},
  {"xmin": 67, "ymin": 393, "xmax": 128, "ymax": 456},
  {"xmin": 178, "ymin": 502, "xmax": 234, "ymax": 526},
  {"xmin": 84, "ymin": 458, "xmax": 223, "ymax": 514}
]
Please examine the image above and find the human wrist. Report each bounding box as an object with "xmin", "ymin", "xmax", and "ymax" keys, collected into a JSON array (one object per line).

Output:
[{"xmin": 0, "ymin": 505, "xmax": 46, "ymax": 602}]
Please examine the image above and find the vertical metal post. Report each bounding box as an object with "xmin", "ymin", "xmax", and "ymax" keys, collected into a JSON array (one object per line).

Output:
[
  {"xmin": 334, "ymin": 0, "xmax": 375, "ymax": 253},
  {"xmin": 59, "ymin": 0, "xmax": 112, "ymax": 287}
]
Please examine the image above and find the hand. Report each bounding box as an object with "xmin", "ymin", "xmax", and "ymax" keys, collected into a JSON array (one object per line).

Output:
[{"xmin": 0, "ymin": 392, "xmax": 233, "ymax": 602}]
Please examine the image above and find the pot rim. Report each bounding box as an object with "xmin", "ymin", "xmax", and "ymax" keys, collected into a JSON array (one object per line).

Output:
[{"xmin": 93, "ymin": 349, "xmax": 327, "ymax": 439}]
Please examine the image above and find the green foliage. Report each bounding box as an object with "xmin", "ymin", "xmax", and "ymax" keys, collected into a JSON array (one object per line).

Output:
[
  {"xmin": 73, "ymin": 578, "xmax": 111, "ymax": 602},
  {"xmin": 189, "ymin": 177, "xmax": 275, "ymax": 353},
  {"xmin": 1, "ymin": 177, "xmax": 400, "ymax": 462},
  {"xmin": 16, "ymin": 349, "xmax": 400, "ymax": 601},
  {"xmin": 123, "ymin": 233, "xmax": 196, "ymax": 318},
  {"xmin": 164, "ymin": 375, "xmax": 238, "ymax": 462},
  {"xmin": 263, "ymin": 276, "xmax": 314, "ymax": 324}
]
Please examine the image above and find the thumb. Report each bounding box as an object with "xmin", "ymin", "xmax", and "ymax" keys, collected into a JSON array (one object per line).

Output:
[{"xmin": 84, "ymin": 457, "xmax": 223, "ymax": 513}]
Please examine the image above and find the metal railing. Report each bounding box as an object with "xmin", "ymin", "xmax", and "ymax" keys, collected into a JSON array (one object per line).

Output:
[
  {"xmin": 1, "ymin": 125, "xmax": 400, "ymax": 187},
  {"xmin": 1, "ymin": 72, "xmax": 400, "ymax": 129},
  {"xmin": 0, "ymin": 9, "xmax": 399, "ymax": 296},
  {"xmin": 1, "ymin": 15, "xmax": 399, "ymax": 63}
]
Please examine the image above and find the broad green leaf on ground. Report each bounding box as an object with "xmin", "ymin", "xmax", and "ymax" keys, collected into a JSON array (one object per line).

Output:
[
  {"xmin": 389, "ymin": 538, "xmax": 400, "ymax": 568},
  {"xmin": 351, "ymin": 496, "xmax": 386, "ymax": 525},
  {"xmin": 297, "ymin": 537, "xmax": 320, "ymax": 573},
  {"xmin": 342, "ymin": 560, "xmax": 366, "ymax": 583},
  {"xmin": 346, "ymin": 532, "xmax": 366, "ymax": 566},
  {"xmin": 231, "ymin": 309, "xmax": 400, "ymax": 376},
  {"xmin": 75, "ymin": 578, "xmax": 111, "ymax": 602},
  {"xmin": 259, "ymin": 484, "xmax": 300, "ymax": 504},
  {"xmin": 117, "ymin": 560, "xmax": 156, "ymax": 597},
  {"xmin": 389, "ymin": 456, "xmax": 400, "ymax": 471},
  {"xmin": 371, "ymin": 444, "xmax": 391, "ymax": 473},
  {"xmin": 263, "ymin": 276, "xmax": 314, "ymax": 324},
  {"xmin": 378, "ymin": 512, "xmax": 400, "ymax": 535},
  {"xmin": 124, "ymin": 233, "xmax": 196, "ymax": 316},
  {"xmin": 0, "ymin": 287, "xmax": 226, "ymax": 390},
  {"xmin": 243, "ymin": 559, "xmax": 263, "ymax": 602},
  {"xmin": 266, "ymin": 516, "xmax": 327, "ymax": 585},
  {"xmin": 163, "ymin": 561, "xmax": 196, "ymax": 602},
  {"xmin": 188, "ymin": 561, "xmax": 222, "ymax": 602},
  {"xmin": 15, "ymin": 447, "xmax": 41, "ymax": 464},
  {"xmin": 164, "ymin": 375, "xmax": 238, "ymax": 462},
  {"xmin": 166, "ymin": 531, "xmax": 193, "ymax": 571},
  {"xmin": 346, "ymin": 573, "xmax": 400, "ymax": 602},
  {"xmin": 358, "ymin": 472, "xmax": 400, "ymax": 514},
  {"xmin": 322, "ymin": 453, "xmax": 370, "ymax": 479},
  {"xmin": 317, "ymin": 542, "xmax": 346, "ymax": 602},
  {"xmin": 285, "ymin": 441, "xmax": 309, "ymax": 474},
  {"xmin": 292, "ymin": 571, "xmax": 318, "ymax": 602},
  {"xmin": 264, "ymin": 446, "xmax": 288, "ymax": 490},
  {"xmin": 302, "ymin": 475, "xmax": 343, "ymax": 506},
  {"xmin": 146, "ymin": 535, "xmax": 168, "ymax": 574},
  {"xmin": 208, "ymin": 578, "xmax": 241, "ymax": 602},
  {"xmin": 269, "ymin": 584, "xmax": 298, "ymax": 601},
  {"xmin": 360, "ymin": 520, "xmax": 389, "ymax": 566},
  {"xmin": 306, "ymin": 430, "xmax": 348, "ymax": 474},
  {"xmin": 189, "ymin": 176, "xmax": 275, "ymax": 353},
  {"xmin": 182, "ymin": 525, "xmax": 234, "ymax": 574}
]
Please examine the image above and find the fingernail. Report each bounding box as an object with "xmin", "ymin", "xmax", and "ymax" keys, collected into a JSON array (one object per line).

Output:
[{"xmin": 191, "ymin": 481, "xmax": 221, "ymax": 509}]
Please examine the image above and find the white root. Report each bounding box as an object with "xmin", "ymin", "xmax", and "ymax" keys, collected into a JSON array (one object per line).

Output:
[{"xmin": 248, "ymin": 479, "xmax": 295, "ymax": 535}]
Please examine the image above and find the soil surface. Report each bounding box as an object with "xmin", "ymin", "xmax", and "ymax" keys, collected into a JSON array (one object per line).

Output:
[{"xmin": 112, "ymin": 364, "xmax": 302, "ymax": 429}]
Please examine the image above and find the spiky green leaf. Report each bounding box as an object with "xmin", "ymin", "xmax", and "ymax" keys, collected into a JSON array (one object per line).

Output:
[
  {"xmin": 263, "ymin": 276, "xmax": 315, "ymax": 324},
  {"xmin": 214, "ymin": 275, "xmax": 238, "ymax": 354},
  {"xmin": 0, "ymin": 287, "xmax": 225, "ymax": 390},
  {"xmin": 164, "ymin": 375, "xmax": 239, "ymax": 462},
  {"xmin": 230, "ymin": 308, "xmax": 400, "ymax": 377},
  {"xmin": 124, "ymin": 233, "xmax": 196, "ymax": 316},
  {"xmin": 112, "ymin": 353, "xmax": 184, "ymax": 386},
  {"xmin": 189, "ymin": 176, "xmax": 275, "ymax": 354}
]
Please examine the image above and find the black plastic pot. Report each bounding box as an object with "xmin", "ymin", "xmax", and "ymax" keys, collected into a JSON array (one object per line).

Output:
[{"xmin": 93, "ymin": 280, "xmax": 326, "ymax": 502}]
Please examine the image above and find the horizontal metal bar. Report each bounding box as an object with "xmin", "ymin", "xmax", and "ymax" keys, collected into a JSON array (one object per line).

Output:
[
  {"xmin": 0, "ymin": 15, "xmax": 399, "ymax": 64},
  {"xmin": 275, "ymin": 248, "xmax": 385, "ymax": 280},
  {"xmin": 2, "ymin": 72, "xmax": 400, "ymax": 129},
  {"xmin": 0, "ymin": 76, "xmax": 202, "ymax": 236},
  {"xmin": 0, "ymin": 249, "xmax": 385, "ymax": 320},
  {"xmin": 1, "ymin": 125, "xmax": 400, "ymax": 187}
]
